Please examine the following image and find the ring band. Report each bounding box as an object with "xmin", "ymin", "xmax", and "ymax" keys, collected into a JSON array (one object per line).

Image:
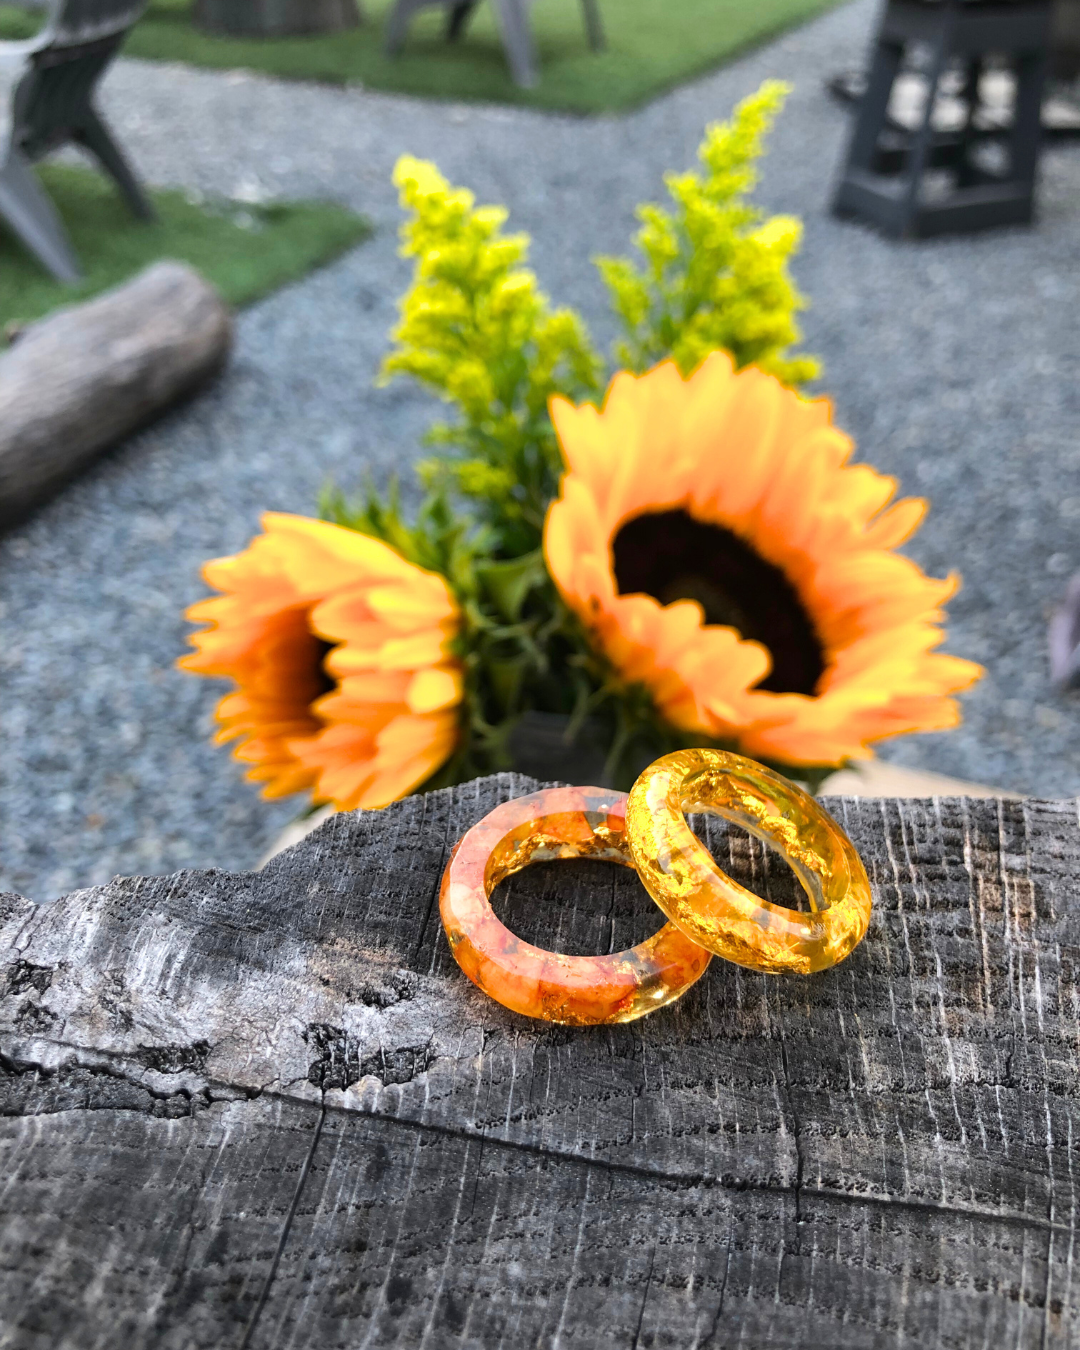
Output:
[
  {"xmin": 439, "ymin": 786, "xmax": 712, "ymax": 1024},
  {"xmin": 626, "ymin": 749, "xmax": 872, "ymax": 975}
]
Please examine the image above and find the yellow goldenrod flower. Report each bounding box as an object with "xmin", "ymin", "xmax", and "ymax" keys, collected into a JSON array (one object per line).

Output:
[
  {"xmin": 543, "ymin": 354, "xmax": 982, "ymax": 767},
  {"xmin": 596, "ymin": 80, "xmax": 819, "ymax": 387},
  {"xmin": 180, "ymin": 513, "xmax": 463, "ymax": 810}
]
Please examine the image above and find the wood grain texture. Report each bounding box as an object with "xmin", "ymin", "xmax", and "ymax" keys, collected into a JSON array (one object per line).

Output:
[
  {"xmin": 2, "ymin": 775, "xmax": 1079, "ymax": 1348},
  {"xmin": 0, "ymin": 261, "xmax": 231, "ymax": 528}
]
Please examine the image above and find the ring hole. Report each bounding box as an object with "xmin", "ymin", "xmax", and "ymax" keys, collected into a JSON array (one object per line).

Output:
[
  {"xmin": 490, "ymin": 858, "xmax": 667, "ymax": 956},
  {"xmin": 688, "ymin": 814, "xmax": 816, "ymax": 913}
]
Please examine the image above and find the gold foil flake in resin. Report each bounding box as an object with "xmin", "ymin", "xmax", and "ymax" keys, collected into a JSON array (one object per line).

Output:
[{"xmin": 626, "ymin": 749, "xmax": 871, "ymax": 975}]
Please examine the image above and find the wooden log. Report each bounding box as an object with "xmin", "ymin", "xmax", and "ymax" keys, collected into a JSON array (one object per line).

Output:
[
  {"xmin": 2, "ymin": 776, "xmax": 1079, "ymax": 1347},
  {"xmin": 191, "ymin": 0, "xmax": 362, "ymax": 37},
  {"xmin": 0, "ymin": 261, "xmax": 232, "ymax": 529}
]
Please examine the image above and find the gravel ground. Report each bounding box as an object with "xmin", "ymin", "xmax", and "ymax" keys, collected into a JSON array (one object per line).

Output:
[{"xmin": 2, "ymin": 0, "xmax": 1079, "ymax": 901}]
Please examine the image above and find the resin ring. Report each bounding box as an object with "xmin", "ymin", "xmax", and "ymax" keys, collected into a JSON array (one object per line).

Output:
[
  {"xmin": 626, "ymin": 749, "xmax": 872, "ymax": 975},
  {"xmin": 439, "ymin": 786, "xmax": 712, "ymax": 1024}
]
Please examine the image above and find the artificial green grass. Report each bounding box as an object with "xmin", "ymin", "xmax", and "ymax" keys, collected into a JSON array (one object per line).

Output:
[
  {"xmin": 0, "ymin": 161, "xmax": 370, "ymax": 330},
  {"xmin": 0, "ymin": 0, "xmax": 840, "ymax": 114}
]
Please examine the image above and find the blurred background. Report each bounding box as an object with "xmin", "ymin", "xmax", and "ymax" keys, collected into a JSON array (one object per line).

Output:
[{"xmin": 0, "ymin": 0, "xmax": 1077, "ymax": 900}]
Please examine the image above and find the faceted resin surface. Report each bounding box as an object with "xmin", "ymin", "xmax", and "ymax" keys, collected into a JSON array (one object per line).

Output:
[
  {"xmin": 626, "ymin": 749, "xmax": 872, "ymax": 975},
  {"xmin": 439, "ymin": 786, "xmax": 712, "ymax": 1024}
]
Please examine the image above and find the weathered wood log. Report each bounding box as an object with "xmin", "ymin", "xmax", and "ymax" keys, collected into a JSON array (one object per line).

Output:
[
  {"xmin": 192, "ymin": 0, "xmax": 361, "ymax": 36},
  {"xmin": 2, "ymin": 776, "xmax": 1079, "ymax": 1347},
  {"xmin": 0, "ymin": 261, "xmax": 232, "ymax": 529}
]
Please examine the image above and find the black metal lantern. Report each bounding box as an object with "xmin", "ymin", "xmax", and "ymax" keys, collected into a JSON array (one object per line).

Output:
[{"xmin": 832, "ymin": 0, "xmax": 1053, "ymax": 238}]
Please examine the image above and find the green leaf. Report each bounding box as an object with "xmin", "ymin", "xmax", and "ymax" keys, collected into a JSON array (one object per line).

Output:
[
  {"xmin": 475, "ymin": 549, "xmax": 546, "ymax": 623},
  {"xmin": 485, "ymin": 655, "xmax": 528, "ymax": 716}
]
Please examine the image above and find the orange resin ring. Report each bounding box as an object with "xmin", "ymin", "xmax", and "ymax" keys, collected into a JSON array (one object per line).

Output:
[
  {"xmin": 439, "ymin": 786, "xmax": 712, "ymax": 1024},
  {"xmin": 626, "ymin": 749, "xmax": 872, "ymax": 975}
]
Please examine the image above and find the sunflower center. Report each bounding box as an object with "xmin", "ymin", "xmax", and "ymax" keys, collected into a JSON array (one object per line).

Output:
[
  {"xmin": 312, "ymin": 637, "xmax": 336, "ymax": 698},
  {"xmin": 611, "ymin": 510, "xmax": 826, "ymax": 696}
]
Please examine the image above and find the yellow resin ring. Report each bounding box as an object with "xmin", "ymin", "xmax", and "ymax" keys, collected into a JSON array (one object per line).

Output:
[
  {"xmin": 626, "ymin": 749, "xmax": 872, "ymax": 975},
  {"xmin": 440, "ymin": 786, "xmax": 712, "ymax": 1024}
]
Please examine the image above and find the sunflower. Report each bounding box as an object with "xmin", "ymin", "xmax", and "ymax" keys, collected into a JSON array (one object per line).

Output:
[
  {"xmin": 180, "ymin": 512, "xmax": 463, "ymax": 810},
  {"xmin": 543, "ymin": 354, "xmax": 982, "ymax": 767}
]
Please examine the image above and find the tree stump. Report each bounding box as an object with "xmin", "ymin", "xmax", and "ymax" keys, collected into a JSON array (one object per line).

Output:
[
  {"xmin": 2, "ymin": 776, "xmax": 1079, "ymax": 1347},
  {"xmin": 0, "ymin": 261, "xmax": 232, "ymax": 529},
  {"xmin": 192, "ymin": 0, "xmax": 362, "ymax": 37}
]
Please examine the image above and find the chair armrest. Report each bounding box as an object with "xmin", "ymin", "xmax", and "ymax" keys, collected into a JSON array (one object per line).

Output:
[
  {"xmin": 0, "ymin": 0, "xmax": 63, "ymax": 62},
  {"xmin": 0, "ymin": 37, "xmax": 50, "ymax": 62}
]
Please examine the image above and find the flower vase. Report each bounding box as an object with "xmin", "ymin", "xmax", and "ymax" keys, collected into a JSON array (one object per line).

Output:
[{"xmin": 507, "ymin": 711, "xmax": 656, "ymax": 791}]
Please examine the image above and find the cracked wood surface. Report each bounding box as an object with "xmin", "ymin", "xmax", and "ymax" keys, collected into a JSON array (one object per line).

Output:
[{"xmin": 2, "ymin": 775, "xmax": 1080, "ymax": 1348}]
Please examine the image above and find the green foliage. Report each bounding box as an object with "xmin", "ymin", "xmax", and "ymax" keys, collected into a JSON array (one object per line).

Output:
[
  {"xmin": 319, "ymin": 475, "xmax": 479, "ymax": 594},
  {"xmin": 321, "ymin": 477, "xmax": 583, "ymax": 779},
  {"xmin": 381, "ymin": 156, "xmax": 602, "ymax": 556},
  {"xmin": 596, "ymin": 80, "xmax": 819, "ymax": 385}
]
